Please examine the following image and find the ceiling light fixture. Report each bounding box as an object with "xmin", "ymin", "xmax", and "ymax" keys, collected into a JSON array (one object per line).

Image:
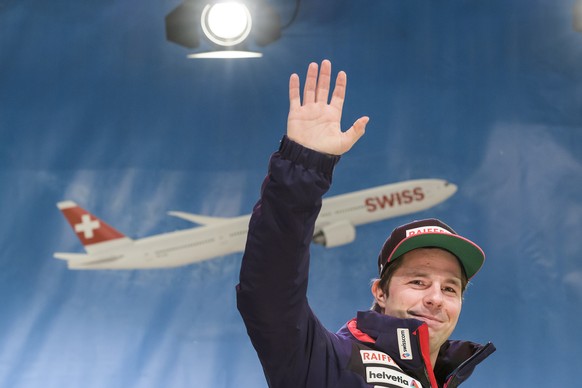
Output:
[{"xmin": 165, "ymin": 0, "xmax": 283, "ymax": 59}]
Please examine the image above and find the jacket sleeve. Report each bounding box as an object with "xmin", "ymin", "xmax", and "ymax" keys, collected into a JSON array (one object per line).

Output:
[{"xmin": 236, "ymin": 135, "xmax": 340, "ymax": 386}]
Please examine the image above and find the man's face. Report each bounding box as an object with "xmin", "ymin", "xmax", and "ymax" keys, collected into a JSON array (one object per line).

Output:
[{"xmin": 377, "ymin": 248, "xmax": 464, "ymax": 353}]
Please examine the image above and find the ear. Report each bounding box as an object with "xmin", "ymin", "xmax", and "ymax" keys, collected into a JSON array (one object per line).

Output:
[{"xmin": 371, "ymin": 280, "xmax": 388, "ymax": 309}]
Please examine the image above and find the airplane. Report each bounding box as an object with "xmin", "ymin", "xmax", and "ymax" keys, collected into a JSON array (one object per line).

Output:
[{"xmin": 54, "ymin": 179, "xmax": 457, "ymax": 270}]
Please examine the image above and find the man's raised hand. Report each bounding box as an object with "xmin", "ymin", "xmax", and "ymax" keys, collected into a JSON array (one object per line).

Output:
[{"xmin": 287, "ymin": 60, "xmax": 368, "ymax": 156}]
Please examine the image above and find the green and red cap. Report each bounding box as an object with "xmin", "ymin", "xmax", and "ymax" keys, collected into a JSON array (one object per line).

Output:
[{"xmin": 377, "ymin": 218, "xmax": 485, "ymax": 280}]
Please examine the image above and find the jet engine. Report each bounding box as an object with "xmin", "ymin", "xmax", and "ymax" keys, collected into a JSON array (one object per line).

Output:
[{"xmin": 312, "ymin": 220, "xmax": 356, "ymax": 248}]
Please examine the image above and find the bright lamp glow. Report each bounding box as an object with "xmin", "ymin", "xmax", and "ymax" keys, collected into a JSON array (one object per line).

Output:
[
  {"xmin": 201, "ymin": 2, "xmax": 252, "ymax": 46},
  {"xmin": 165, "ymin": 0, "xmax": 283, "ymax": 59},
  {"xmin": 187, "ymin": 50, "xmax": 262, "ymax": 58}
]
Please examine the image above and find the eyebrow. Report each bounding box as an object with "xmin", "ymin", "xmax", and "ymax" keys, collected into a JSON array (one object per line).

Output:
[{"xmin": 397, "ymin": 269, "xmax": 463, "ymax": 288}]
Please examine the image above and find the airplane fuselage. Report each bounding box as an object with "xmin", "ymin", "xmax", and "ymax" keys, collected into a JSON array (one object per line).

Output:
[{"xmin": 67, "ymin": 215, "xmax": 251, "ymax": 269}]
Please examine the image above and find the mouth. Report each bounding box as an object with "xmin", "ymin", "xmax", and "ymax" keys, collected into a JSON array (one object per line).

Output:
[{"xmin": 408, "ymin": 312, "xmax": 443, "ymax": 325}]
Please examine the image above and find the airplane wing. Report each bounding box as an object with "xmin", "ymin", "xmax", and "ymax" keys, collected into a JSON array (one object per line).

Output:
[{"xmin": 167, "ymin": 211, "xmax": 232, "ymax": 225}]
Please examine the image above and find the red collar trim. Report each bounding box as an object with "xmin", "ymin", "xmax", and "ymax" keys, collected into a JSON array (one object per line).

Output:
[
  {"xmin": 347, "ymin": 318, "xmax": 376, "ymax": 344},
  {"xmin": 348, "ymin": 317, "xmax": 442, "ymax": 388},
  {"xmin": 416, "ymin": 324, "xmax": 439, "ymax": 388}
]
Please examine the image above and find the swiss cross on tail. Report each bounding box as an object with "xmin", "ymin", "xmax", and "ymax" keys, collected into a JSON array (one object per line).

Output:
[{"xmin": 57, "ymin": 201, "xmax": 126, "ymax": 247}]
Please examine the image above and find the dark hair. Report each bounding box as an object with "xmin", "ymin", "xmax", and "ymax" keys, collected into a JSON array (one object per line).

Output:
[{"xmin": 371, "ymin": 248, "xmax": 469, "ymax": 313}]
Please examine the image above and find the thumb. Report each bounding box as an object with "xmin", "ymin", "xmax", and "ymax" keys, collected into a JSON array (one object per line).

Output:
[{"xmin": 343, "ymin": 116, "xmax": 369, "ymax": 151}]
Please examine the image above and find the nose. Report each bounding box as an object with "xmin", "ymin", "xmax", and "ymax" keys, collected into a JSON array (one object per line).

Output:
[{"xmin": 423, "ymin": 284, "xmax": 444, "ymax": 309}]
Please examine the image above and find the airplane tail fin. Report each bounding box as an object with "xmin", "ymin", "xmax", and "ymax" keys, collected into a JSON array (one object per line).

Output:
[{"xmin": 56, "ymin": 201, "xmax": 133, "ymax": 254}]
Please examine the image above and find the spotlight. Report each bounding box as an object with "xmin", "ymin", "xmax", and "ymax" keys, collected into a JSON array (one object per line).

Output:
[
  {"xmin": 165, "ymin": 0, "xmax": 282, "ymax": 58},
  {"xmin": 201, "ymin": 2, "xmax": 252, "ymax": 46}
]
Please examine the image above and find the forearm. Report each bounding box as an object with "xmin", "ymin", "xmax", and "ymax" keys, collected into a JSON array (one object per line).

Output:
[{"xmin": 236, "ymin": 135, "xmax": 339, "ymax": 352}]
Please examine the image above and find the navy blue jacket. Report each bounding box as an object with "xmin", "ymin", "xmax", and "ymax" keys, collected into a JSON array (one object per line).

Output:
[{"xmin": 237, "ymin": 136, "xmax": 495, "ymax": 388}]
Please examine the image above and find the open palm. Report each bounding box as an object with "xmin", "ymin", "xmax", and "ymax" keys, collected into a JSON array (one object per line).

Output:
[{"xmin": 287, "ymin": 60, "xmax": 368, "ymax": 156}]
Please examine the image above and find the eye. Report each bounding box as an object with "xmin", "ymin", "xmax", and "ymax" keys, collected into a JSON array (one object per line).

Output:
[
  {"xmin": 442, "ymin": 286, "xmax": 459, "ymax": 295},
  {"xmin": 409, "ymin": 279, "xmax": 425, "ymax": 286}
]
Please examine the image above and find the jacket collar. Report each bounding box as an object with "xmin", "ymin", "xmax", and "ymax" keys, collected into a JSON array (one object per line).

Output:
[{"xmin": 338, "ymin": 310, "xmax": 496, "ymax": 388}]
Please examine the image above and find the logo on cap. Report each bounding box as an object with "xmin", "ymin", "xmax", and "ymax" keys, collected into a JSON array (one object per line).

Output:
[{"xmin": 405, "ymin": 226, "xmax": 452, "ymax": 237}]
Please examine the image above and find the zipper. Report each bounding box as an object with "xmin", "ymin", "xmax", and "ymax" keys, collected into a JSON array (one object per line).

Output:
[
  {"xmin": 443, "ymin": 342, "xmax": 496, "ymax": 388},
  {"xmin": 415, "ymin": 324, "xmax": 440, "ymax": 388}
]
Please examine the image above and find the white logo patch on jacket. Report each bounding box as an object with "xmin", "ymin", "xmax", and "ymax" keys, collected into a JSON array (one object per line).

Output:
[{"xmin": 359, "ymin": 349, "xmax": 423, "ymax": 388}]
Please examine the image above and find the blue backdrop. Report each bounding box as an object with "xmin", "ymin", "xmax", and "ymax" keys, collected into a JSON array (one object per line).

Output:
[{"xmin": 1, "ymin": 0, "xmax": 581, "ymax": 387}]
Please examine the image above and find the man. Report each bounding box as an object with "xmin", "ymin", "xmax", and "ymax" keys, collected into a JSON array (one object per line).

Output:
[{"xmin": 237, "ymin": 60, "xmax": 495, "ymax": 388}]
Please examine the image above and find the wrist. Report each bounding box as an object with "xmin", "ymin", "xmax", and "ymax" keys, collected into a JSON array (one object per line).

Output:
[{"xmin": 278, "ymin": 135, "xmax": 340, "ymax": 175}]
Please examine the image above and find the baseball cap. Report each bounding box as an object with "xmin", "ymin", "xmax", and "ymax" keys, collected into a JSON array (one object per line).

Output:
[{"xmin": 377, "ymin": 218, "xmax": 485, "ymax": 280}]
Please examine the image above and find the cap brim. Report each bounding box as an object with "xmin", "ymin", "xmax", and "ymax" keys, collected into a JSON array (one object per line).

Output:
[{"xmin": 388, "ymin": 233, "xmax": 485, "ymax": 279}]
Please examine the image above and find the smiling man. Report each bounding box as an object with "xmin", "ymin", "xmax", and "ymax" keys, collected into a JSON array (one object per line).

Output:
[
  {"xmin": 371, "ymin": 219, "xmax": 486, "ymax": 371},
  {"xmin": 237, "ymin": 60, "xmax": 495, "ymax": 388}
]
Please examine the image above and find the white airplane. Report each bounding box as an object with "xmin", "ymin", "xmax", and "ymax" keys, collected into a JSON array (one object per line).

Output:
[{"xmin": 54, "ymin": 179, "xmax": 457, "ymax": 270}]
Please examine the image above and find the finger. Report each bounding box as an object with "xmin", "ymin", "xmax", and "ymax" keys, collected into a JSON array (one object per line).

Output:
[
  {"xmin": 289, "ymin": 73, "xmax": 301, "ymax": 111},
  {"xmin": 315, "ymin": 59, "xmax": 332, "ymax": 103},
  {"xmin": 302, "ymin": 62, "xmax": 318, "ymax": 104},
  {"xmin": 330, "ymin": 70, "xmax": 347, "ymax": 112},
  {"xmin": 344, "ymin": 116, "xmax": 369, "ymax": 149}
]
